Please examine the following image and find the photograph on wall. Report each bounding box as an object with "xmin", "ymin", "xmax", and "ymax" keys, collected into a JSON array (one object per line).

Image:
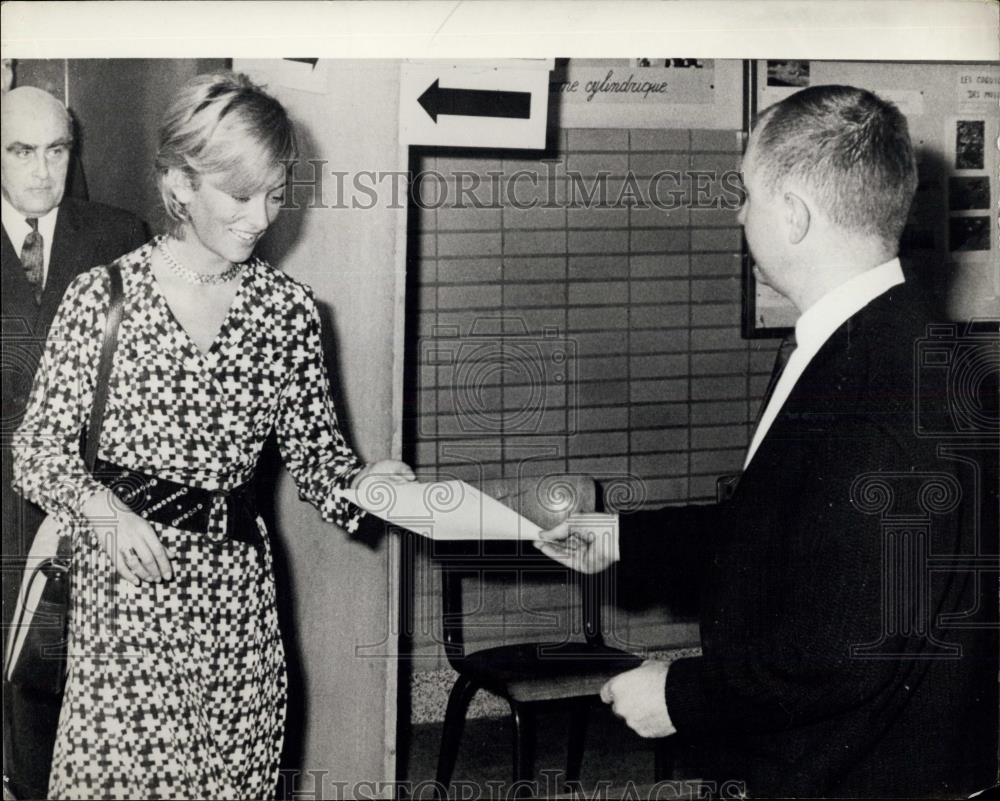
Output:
[
  {"xmin": 949, "ymin": 215, "xmax": 992, "ymax": 251},
  {"xmin": 766, "ymin": 60, "xmax": 810, "ymax": 87},
  {"xmin": 899, "ymin": 172, "xmax": 944, "ymax": 252},
  {"xmin": 955, "ymin": 119, "xmax": 986, "ymax": 169},
  {"xmin": 949, "ymin": 176, "xmax": 991, "ymax": 211},
  {"xmin": 635, "ymin": 58, "xmax": 712, "ymax": 70}
]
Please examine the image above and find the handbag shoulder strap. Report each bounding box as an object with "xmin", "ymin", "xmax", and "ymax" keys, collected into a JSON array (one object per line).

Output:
[{"xmin": 83, "ymin": 263, "xmax": 124, "ymax": 473}]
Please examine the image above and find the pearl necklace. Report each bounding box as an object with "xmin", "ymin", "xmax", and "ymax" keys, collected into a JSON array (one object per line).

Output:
[{"xmin": 158, "ymin": 239, "xmax": 247, "ymax": 286}]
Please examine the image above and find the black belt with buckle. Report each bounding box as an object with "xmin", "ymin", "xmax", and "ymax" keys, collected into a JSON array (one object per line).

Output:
[{"xmin": 91, "ymin": 458, "xmax": 263, "ymax": 556}]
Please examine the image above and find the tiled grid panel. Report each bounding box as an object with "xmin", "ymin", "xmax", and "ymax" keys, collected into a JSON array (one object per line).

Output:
[{"xmin": 402, "ymin": 128, "xmax": 783, "ymax": 669}]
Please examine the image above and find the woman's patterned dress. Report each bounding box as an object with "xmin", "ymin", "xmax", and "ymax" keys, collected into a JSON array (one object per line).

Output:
[{"xmin": 12, "ymin": 239, "xmax": 364, "ymax": 800}]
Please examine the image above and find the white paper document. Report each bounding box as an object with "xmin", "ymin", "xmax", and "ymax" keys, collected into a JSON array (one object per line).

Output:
[{"xmin": 337, "ymin": 479, "xmax": 542, "ymax": 541}]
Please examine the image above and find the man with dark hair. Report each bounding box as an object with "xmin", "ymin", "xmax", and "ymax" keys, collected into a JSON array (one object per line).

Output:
[
  {"xmin": 538, "ymin": 85, "xmax": 997, "ymax": 798},
  {"xmin": 2, "ymin": 84, "xmax": 147, "ymax": 800}
]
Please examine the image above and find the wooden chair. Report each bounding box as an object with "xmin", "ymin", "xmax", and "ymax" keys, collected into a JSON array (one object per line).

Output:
[{"xmin": 431, "ymin": 474, "xmax": 643, "ymax": 796}]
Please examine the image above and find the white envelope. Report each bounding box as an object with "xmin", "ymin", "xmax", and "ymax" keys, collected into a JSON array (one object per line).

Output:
[{"xmin": 339, "ymin": 479, "xmax": 542, "ymax": 541}]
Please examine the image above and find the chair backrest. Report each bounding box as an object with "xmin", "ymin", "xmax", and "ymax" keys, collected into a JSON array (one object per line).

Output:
[{"xmin": 434, "ymin": 475, "xmax": 599, "ymax": 667}]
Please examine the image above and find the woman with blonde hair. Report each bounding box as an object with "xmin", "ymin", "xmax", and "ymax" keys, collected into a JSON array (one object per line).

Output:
[{"xmin": 12, "ymin": 70, "xmax": 412, "ymax": 800}]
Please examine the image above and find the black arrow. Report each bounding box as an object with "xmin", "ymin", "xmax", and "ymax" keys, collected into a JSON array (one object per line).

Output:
[{"xmin": 418, "ymin": 79, "xmax": 531, "ymax": 124}]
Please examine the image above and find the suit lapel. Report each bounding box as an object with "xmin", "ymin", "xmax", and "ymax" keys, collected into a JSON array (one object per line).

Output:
[
  {"xmin": 48, "ymin": 201, "xmax": 83, "ymax": 288},
  {"xmin": 42, "ymin": 199, "xmax": 89, "ymax": 321},
  {"xmin": 740, "ymin": 315, "xmax": 859, "ymax": 491},
  {"xmin": 1, "ymin": 225, "xmax": 37, "ymax": 323}
]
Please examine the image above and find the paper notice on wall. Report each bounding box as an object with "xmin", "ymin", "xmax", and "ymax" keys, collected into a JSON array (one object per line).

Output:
[
  {"xmin": 551, "ymin": 59, "xmax": 716, "ymax": 107},
  {"xmin": 337, "ymin": 479, "xmax": 543, "ymax": 541},
  {"xmin": 878, "ymin": 89, "xmax": 925, "ymax": 116},
  {"xmin": 233, "ymin": 59, "xmax": 329, "ymax": 94},
  {"xmin": 957, "ymin": 69, "xmax": 1000, "ymax": 112}
]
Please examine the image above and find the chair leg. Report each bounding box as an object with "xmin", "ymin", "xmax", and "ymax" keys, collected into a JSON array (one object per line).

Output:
[
  {"xmin": 653, "ymin": 735, "xmax": 675, "ymax": 782},
  {"xmin": 434, "ymin": 676, "xmax": 478, "ymax": 798},
  {"xmin": 509, "ymin": 701, "xmax": 536, "ymax": 790},
  {"xmin": 565, "ymin": 698, "xmax": 590, "ymax": 784}
]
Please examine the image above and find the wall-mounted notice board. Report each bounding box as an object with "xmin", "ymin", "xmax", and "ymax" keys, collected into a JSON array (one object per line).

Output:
[{"xmin": 744, "ymin": 59, "xmax": 999, "ymax": 334}]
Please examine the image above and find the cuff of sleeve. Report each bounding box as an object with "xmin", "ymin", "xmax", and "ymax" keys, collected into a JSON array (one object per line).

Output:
[
  {"xmin": 335, "ymin": 497, "xmax": 367, "ymax": 534},
  {"xmin": 663, "ymin": 655, "xmax": 717, "ymax": 737},
  {"xmin": 71, "ymin": 475, "xmax": 112, "ymax": 520},
  {"xmin": 342, "ymin": 462, "xmax": 365, "ymax": 490},
  {"xmin": 616, "ymin": 511, "xmax": 651, "ymax": 586},
  {"xmin": 311, "ymin": 461, "xmax": 367, "ymax": 532},
  {"xmin": 321, "ymin": 479, "xmax": 367, "ymax": 533}
]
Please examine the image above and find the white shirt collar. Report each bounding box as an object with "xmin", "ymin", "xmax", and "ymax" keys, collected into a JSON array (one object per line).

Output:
[
  {"xmin": 793, "ymin": 258, "xmax": 905, "ymax": 354},
  {"xmin": 744, "ymin": 257, "xmax": 905, "ymax": 469}
]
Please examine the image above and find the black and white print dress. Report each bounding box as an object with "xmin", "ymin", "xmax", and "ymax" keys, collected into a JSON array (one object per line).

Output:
[{"xmin": 12, "ymin": 239, "xmax": 364, "ymax": 800}]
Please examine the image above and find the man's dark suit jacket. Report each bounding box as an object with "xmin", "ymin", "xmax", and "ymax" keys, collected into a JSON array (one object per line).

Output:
[
  {"xmin": 618, "ymin": 282, "xmax": 998, "ymax": 798},
  {"xmin": 1, "ymin": 196, "xmax": 147, "ymax": 625}
]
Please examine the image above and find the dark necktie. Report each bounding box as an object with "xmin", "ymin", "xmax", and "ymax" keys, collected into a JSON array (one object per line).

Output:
[
  {"xmin": 21, "ymin": 217, "xmax": 44, "ymax": 305},
  {"xmin": 752, "ymin": 332, "xmax": 797, "ymax": 431},
  {"xmin": 719, "ymin": 333, "xmax": 798, "ymax": 499}
]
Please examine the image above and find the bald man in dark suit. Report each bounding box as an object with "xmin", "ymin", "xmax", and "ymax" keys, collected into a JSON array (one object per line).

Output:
[
  {"xmin": 538, "ymin": 85, "xmax": 997, "ymax": 798},
  {"xmin": 2, "ymin": 85, "xmax": 147, "ymax": 800}
]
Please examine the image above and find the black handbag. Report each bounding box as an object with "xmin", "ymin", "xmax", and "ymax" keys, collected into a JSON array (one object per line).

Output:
[{"xmin": 4, "ymin": 264, "xmax": 124, "ymax": 695}]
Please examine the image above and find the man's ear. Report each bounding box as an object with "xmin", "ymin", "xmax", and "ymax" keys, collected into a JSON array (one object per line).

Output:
[
  {"xmin": 783, "ymin": 191, "xmax": 810, "ymax": 245},
  {"xmin": 165, "ymin": 168, "xmax": 196, "ymax": 205}
]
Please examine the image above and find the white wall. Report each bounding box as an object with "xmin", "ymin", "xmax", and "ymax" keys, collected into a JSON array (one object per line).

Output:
[{"xmin": 236, "ymin": 59, "xmax": 405, "ymax": 795}]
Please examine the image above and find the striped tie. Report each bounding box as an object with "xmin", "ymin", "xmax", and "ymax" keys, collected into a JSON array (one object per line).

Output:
[{"xmin": 21, "ymin": 217, "xmax": 44, "ymax": 304}]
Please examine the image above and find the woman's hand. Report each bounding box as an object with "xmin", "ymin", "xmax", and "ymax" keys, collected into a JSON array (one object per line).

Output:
[
  {"xmin": 351, "ymin": 460, "xmax": 416, "ymax": 489},
  {"xmin": 82, "ymin": 489, "xmax": 174, "ymax": 586}
]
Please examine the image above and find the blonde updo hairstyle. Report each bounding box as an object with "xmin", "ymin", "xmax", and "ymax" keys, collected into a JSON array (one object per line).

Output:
[{"xmin": 155, "ymin": 71, "xmax": 297, "ymax": 238}]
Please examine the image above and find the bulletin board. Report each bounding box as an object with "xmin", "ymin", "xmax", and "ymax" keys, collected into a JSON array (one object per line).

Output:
[{"xmin": 744, "ymin": 60, "xmax": 1000, "ymax": 334}]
